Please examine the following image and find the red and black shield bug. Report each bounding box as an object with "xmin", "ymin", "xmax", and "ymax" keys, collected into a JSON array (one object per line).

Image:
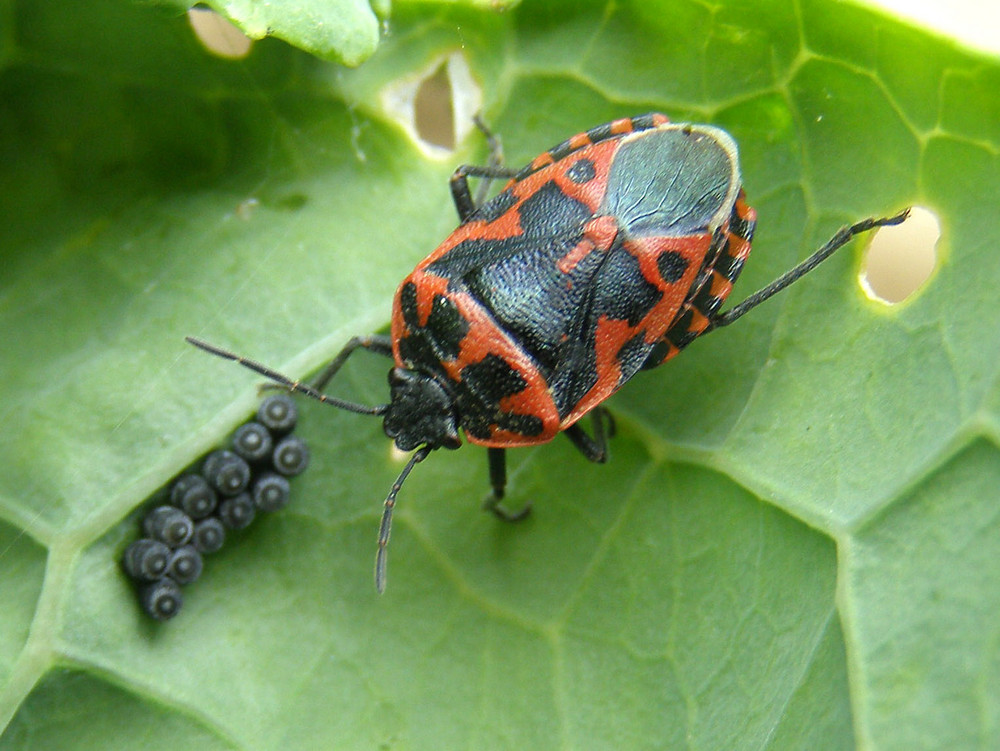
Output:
[{"xmin": 188, "ymin": 113, "xmax": 908, "ymax": 592}]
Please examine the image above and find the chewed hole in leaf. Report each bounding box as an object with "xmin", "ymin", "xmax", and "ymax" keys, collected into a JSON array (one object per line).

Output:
[
  {"xmin": 860, "ymin": 205, "xmax": 940, "ymax": 304},
  {"xmin": 187, "ymin": 7, "xmax": 253, "ymax": 60},
  {"xmin": 382, "ymin": 52, "xmax": 482, "ymax": 158},
  {"xmin": 415, "ymin": 63, "xmax": 454, "ymax": 150}
]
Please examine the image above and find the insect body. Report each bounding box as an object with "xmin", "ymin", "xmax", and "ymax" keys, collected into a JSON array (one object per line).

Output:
[{"xmin": 188, "ymin": 113, "xmax": 908, "ymax": 592}]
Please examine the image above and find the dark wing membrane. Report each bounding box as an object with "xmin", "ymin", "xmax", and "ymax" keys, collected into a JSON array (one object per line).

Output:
[{"xmin": 602, "ymin": 126, "xmax": 736, "ymax": 237}]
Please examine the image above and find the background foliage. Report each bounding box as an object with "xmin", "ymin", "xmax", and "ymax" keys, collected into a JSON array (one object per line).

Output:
[{"xmin": 1, "ymin": 0, "xmax": 998, "ymax": 748}]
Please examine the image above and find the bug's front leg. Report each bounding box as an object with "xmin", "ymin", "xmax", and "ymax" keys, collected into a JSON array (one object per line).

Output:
[
  {"xmin": 483, "ymin": 447, "xmax": 531, "ymax": 522},
  {"xmin": 308, "ymin": 334, "xmax": 394, "ymax": 391},
  {"xmin": 185, "ymin": 335, "xmax": 391, "ymax": 416}
]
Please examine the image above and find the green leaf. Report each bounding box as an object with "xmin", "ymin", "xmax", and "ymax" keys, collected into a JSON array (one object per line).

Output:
[
  {"xmin": 1, "ymin": 0, "xmax": 998, "ymax": 748},
  {"xmin": 158, "ymin": 0, "xmax": 385, "ymax": 67}
]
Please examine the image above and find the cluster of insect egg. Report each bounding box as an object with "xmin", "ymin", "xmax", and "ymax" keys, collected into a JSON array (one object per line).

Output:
[{"xmin": 122, "ymin": 394, "xmax": 309, "ymax": 620}]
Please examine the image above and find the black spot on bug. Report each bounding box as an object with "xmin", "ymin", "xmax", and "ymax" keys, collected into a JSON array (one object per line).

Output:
[
  {"xmin": 663, "ymin": 309, "xmax": 700, "ymax": 351},
  {"xmin": 462, "ymin": 239, "xmax": 603, "ymax": 376},
  {"xmin": 616, "ymin": 332, "xmax": 650, "ymax": 384},
  {"xmin": 462, "ymin": 409, "xmax": 544, "ymax": 441},
  {"xmin": 397, "ymin": 332, "xmax": 436, "ymax": 372},
  {"xmin": 547, "ymin": 339, "xmax": 598, "ymax": 418},
  {"xmin": 497, "ymin": 412, "xmax": 545, "ymax": 438},
  {"xmin": 729, "ymin": 209, "xmax": 755, "ymax": 241},
  {"xmin": 688, "ymin": 278, "xmax": 725, "ymax": 320},
  {"xmin": 566, "ymin": 158, "xmax": 596, "ymax": 184},
  {"xmin": 396, "ymin": 292, "xmax": 470, "ymax": 373},
  {"xmin": 427, "ymin": 182, "xmax": 598, "ymax": 378},
  {"xmin": 455, "ymin": 354, "xmax": 544, "ymax": 439},
  {"xmin": 657, "ymin": 251, "xmax": 688, "ymax": 283},
  {"xmin": 629, "ymin": 114, "xmax": 661, "ymax": 131},
  {"xmin": 713, "ymin": 228, "xmax": 751, "ymax": 283},
  {"xmin": 430, "ymin": 236, "xmax": 520, "ymax": 281},
  {"xmin": 586, "ymin": 122, "xmax": 613, "ymax": 144},
  {"xmin": 399, "ymin": 281, "xmax": 420, "ymax": 329},
  {"xmin": 592, "ymin": 242, "xmax": 661, "ymax": 326},
  {"xmin": 460, "ymin": 353, "xmax": 528, "ymax": 403},
  {"xmin": 425, "ymin": 294, "xmax": 469, "ymax": 360},
  {"xmin": 472, "ymin": 190, "xmax": 518, "ymax": 223},
  {"xmin": 428, "ymin": 183, "xmax": 589, "ymax": 280},
  {"xmin": 548, "ymin": 134, "xmax": 588, "ymax": 164},
  {"xmin": 640, "ymin": 340, "xmax": 672, "ymax": 371},
  {"xmin": 517, "ymin": 181, "xmax": 591, "ymax": 237}
]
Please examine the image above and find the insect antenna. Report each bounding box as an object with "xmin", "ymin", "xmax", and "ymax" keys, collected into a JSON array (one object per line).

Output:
[
  {"xmin": 185, "ymin": 336, "xmax": 388, "ymax": 416},
  {"xmin": 375, "ymin": 445, "xmax": 432, "ymax": 593}
]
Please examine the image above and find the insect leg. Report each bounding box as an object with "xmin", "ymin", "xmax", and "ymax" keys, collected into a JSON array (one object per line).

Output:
[
  {"xmin": 309, "ymin": 334, "xmax": 394, "ymax": 391},
  {"xmin": 450, "ymin": 164, "xmax": 519, "ymax": 221},
  {"xmin": 450, "ymin": 116, "xmax": 517, "ymax": 221},
  {"xmin": 185, "ymin": 336, "xmax": 387, "ymax": 416},
  {"xmin": 483, "ymin": 447, "xmax": 531, "ymax": 522},
  {"xmin": 563, "ymin": 407, "xmax": 615, "ymax": 463},
  {"xmin": 472, "ymin": 115, "xmax": 507, "ymax": 207},
  {"xmin": 709, "ymin": 209, "xmax": 910, "ymax": 331}
]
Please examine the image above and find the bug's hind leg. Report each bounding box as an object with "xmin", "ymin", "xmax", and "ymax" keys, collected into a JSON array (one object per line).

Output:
[
  {"xmin": 483, "ymin": 448, "xmax": 532, "ymax": 522},
  {"xmin": 708, "ymin": 209, "xmax": 910, "ymax": 331},
  {"xmin": 563, "ymin": 407, "xmax": 616, "ymax": 463},
  {"xmin": 482, "ymin": 408, "xmax": 616, "ymax": 523}
]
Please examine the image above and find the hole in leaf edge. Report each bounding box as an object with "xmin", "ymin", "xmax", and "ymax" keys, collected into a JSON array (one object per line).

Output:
[
  {"xmin": 381, "ymin": 52, "xmax": 483, "ymax": 159},
  {"xmin": 860, "ymin": 205, "xmax": 940, "ymax": 305}
]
